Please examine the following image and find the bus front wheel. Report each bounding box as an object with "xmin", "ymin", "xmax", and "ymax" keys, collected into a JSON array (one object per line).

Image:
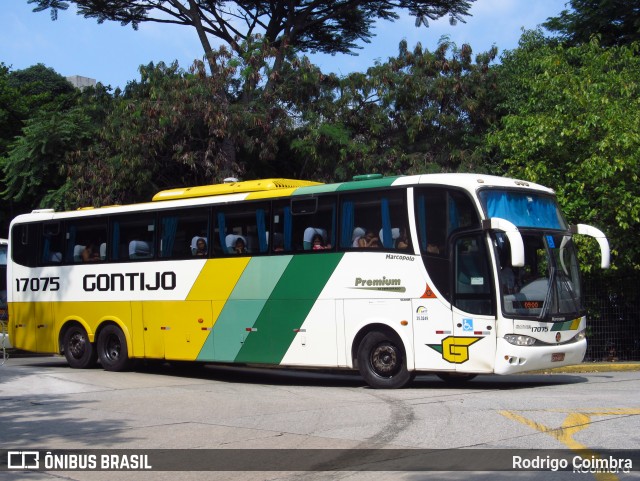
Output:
[
  {"xmin": 357, "ymin": 331, "xmax": 413, "ymax": 389},
  {"xmin": 62, "ymin": 324, "xmax": 97, "ymax": 369},
  {"xmin": 97, "ymin": 325, "xmax": 131, "ymax": 371}
]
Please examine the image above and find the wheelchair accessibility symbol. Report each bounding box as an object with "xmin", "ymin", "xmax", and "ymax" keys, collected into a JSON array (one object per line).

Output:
[{"xmin": 462, "ymin": 318, "xmax": 473, "ymax": 332}]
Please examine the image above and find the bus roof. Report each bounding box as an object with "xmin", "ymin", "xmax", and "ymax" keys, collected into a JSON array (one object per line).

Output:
[
  {"xmin": 152, "ymin": 178, "xmax": 323, "ymax": 201},
  {"xmin": 13, "ymin": 173, "xmax": 555, "ymax": 223}
]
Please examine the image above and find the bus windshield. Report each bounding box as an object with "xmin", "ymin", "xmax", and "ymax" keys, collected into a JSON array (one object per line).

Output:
[
  {"xmin": 479, "ymin": 190, "xmax": 567, "ymax": 230},
  {"xmin": 495, "ymin": 232, "xmax": 582, "ymax": 319}
]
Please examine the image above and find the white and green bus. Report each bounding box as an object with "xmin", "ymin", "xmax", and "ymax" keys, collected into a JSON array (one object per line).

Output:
[{"xmin": 7, "ymin": 174, "xmax": 609, "ymax": 388}]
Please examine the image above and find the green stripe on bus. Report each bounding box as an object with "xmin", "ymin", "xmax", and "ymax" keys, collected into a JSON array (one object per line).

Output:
[
  {"xmin": 335, "ymin": 176, "xmax": 400, "ymax": 192},
  {"xmin": 234, "ymin": 253, "xmax": 344, "ymax": 364},
  {"xmin": 550, "ymin": 320, "xmax": 573, "ymax": 331},
  {"xmin": 292, "ymin": 183, "xmax": 342, "ymax": 195},
  {"xmin": 197, "ymin": 256, "xmax": 293, "ymax": 362}
]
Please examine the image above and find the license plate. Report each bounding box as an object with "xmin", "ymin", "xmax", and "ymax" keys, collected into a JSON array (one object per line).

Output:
[{"xmin": 551, "ymin": 353, "xmax": 565, "ymax": 362}]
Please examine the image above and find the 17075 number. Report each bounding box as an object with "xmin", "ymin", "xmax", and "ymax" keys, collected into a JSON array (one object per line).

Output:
[{"xmin": 15, "ymin": 277, "xmax": 60, "ymax": 292}]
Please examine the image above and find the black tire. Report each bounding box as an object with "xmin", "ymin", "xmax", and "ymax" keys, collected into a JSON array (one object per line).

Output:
[
  {"xmin": 97, "ymin": 325, "xmax": 131, "ymax": 371},
  {"xmin": 357, "ymin": 331, "xmax": 414, "ymax": 389},
  {"xmin": 62, "ymin": 324, "xmax": 97, "ymax": 369},
  {"xmin": 436, "ymin": 372, "xmax": 477, "ymax": 383}
]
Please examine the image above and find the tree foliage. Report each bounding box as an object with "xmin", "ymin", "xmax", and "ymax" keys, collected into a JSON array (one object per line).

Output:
[
  {"xmin": 2, "ymin": 82, "xmax": 112, "ymax": 210},
  {"xmin": 543, "ymin": 0, "xmax": 640, "ymax": 48},
  {"xmin": 29, "ymin": 1, "xmax": 475, "ymax": 58},
  {"xmin": 0, "ymin": 63, "xmax": 87, "ymax": 230},
  {"xmin": 291, "ymin": 38, "xmax": 500, "ymax": 180},
  {"xmin": 0, "ymin": 63, "xmax": 75, "ymax": 156},
  {"xmin": 64, "ymin": 44, "xmax": 327, "ymax": 206},
  {"xmin": 488, "ymin": 31, "xmax": 640, "ymax": 272},
  {"xmin": 28, "ymin": 0, "xmax": 476, "ymax": 178}
]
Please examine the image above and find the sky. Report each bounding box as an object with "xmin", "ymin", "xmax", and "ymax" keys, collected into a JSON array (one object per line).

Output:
[{"xmin": 2, "ymin": 1, "xmax": 567, "ymax": 90}]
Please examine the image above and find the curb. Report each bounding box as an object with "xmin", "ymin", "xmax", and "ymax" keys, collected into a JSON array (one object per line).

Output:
[{"xmin": 531, "ymin": 363, "xmax": 640, "ymax": 374}]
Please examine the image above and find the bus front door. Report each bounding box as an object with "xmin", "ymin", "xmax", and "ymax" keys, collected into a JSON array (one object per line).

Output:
[{"xmin": 450, "ymin": 233, "xmax": 496, "ymax": 373}]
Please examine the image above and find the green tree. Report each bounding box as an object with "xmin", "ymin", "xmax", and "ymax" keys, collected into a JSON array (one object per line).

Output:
[
  {"xmin": 0, "ymin": 63, "xmax": 75, "ymax": 157},
  {"xmin": 0, "ymin": 63, "xmax": 84, "ymax": 232},
  {"xmin": 488, "ymin": 31, "xmax": 640, "ymax": 272},
  {"xmin": 0, "ymin": 63, "xmax": 24, "ymax": 157},
  {"xmin": 543, "ymin": 0, "xmax": 640, "ymax": 47},
  {"xmin": 28, "ymin": 0, "xmax": 476, "ymax": 179},
  {"xmin": 2, "ymin": 83, "xmax": 113, "ymax": 211},
  {"xmin": 65, "ymin": 47, "xmax": 326, "ymax": 206},
  {"xmin": 290, "ymin": 38, "xmax": 500, "ymax": 180}
]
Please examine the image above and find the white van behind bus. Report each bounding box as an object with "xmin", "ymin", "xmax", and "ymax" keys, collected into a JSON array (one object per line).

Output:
[{"xmin": 0, "ymin": 238, "xmax": 10, "ymax": 349}]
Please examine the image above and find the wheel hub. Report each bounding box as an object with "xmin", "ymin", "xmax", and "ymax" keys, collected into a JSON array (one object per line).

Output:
[
  {"xmin": 69, "ymin": 334, "xmax": 86, "ymax": 359},
  {"xmin": 371, "ymin": 344, "xmax": 398, "ymax": 376}
]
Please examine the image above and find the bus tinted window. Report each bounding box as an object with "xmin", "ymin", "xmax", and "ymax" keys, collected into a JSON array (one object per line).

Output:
[
  {"xmin": 415, "ymin": 188, "xmax": 479, "ymax": 301},
  {"xmin": 454, "ymin": 233, "xmax": 494, "ymax": 315},
  {"xmin": 42, "ymin": 222, "xmax": 64, "ymax": 264},
  {"xmin": 159, "ymin": 209, "xmax": 209, "ymax": 259},
  {"xmin": 415, "ymin": 188, "xmax": 479, "ymax": 256},
  {"xmin": 65, "ymin": 218, "xmax": 108, "ymax": 263},
  {"xmin": 291, "ymin": 196, "xmax": 336, "ymax": 252},
  {"xmin": 11, "ymin": 223, "xmax": 39, "ymax": 267},
  {"xmin": 339, "ymin": 190, "xmax": 409, "ymax": 251},
  {"xmin": 111, "ymin": 215, "xmax": 156, "ymax": 261},
  {"xmin": 215, "ymin": 203, "xmax": 269, "ymax": 256}
]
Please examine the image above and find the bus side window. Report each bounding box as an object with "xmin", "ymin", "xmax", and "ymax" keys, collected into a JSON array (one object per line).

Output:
[
  {"xmin": 291, "ymin": 196, "xmax": 336, "ymax": 252},
  {"xmin": 215, "ymin": 203, "xmax": 270, "ymax": 256},
  {"xmin": 415, "ymin": 187, "xmax": 480, "ymax": 302},
  {"xmin": 111, "ymin": 215, "xmax": 156, "ymax": 261},
  {"xmin": 11, "ymin": 223, "xmax": 39, "ymax": 267},
  {"xmin": 42, "ymin": 222, "xmax": 63, "ymax": 264},
  {"xmin": 64, "ymin": 219, "xmax": 108, "ymax": 264},
  {"xmin": 338, "ymin": 190, "xmax": 407, "ymax": 251},
  {"xmin": 158, "ymin": 209, "xmax": 209, "ymax": 259}
]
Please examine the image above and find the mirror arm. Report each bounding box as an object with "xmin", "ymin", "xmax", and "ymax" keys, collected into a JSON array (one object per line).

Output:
[
  {"xmin": 570, "ymin": 224, "xmax": 610, "ymax": 269},
  {"xmin": 482, "ymin": 218, "xmax": 525, "ymax": 267}
]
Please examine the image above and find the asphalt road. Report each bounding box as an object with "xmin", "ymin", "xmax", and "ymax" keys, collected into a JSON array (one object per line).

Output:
[{"xmin": 1, "ymin": 354, "xmax": 639, "ymax": 481}]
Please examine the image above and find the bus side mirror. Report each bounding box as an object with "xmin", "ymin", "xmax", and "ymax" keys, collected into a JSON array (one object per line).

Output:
[
  {"xmin": 570, "ymin": 224, "xmax": 610, "ymax": 269},
  {"xmin": 482, "ymin": 218, "xmax": 525, "ymax": 268}
]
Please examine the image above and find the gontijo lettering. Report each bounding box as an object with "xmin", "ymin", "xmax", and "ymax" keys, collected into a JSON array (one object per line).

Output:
[{"xmin": 83, "ymin": 272, "xmax": 176, "ymax": 292}]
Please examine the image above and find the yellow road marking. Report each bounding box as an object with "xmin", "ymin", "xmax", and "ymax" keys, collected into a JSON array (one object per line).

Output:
[{"xmin": 499, "ymin": 408, "xmax": 640, "ymax": 481}]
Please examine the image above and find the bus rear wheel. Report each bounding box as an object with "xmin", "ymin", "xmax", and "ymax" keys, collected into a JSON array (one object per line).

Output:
[
  {"xmin": 357, "ymin": 331, "xmax": 413, "ymax": 389},
  {"xmin": 97, "ymin": 325, "xmax": 131, "ymax": 371},
  {"xmin": 63, "ymin": 324, "xmax": 97, "ymax": 369}
]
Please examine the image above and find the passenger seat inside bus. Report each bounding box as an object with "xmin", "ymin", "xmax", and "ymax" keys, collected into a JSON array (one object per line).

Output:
[
  {"xmin": 73, "ymin": 245, "xmax": 85, "ymax": 262},
  {"xmin": 129, "ymin": 240, "xmax": 152, "ymax": 259},
  {"xmin": 351, "ymin": 227, "xmax": 365, "ymax": 247},
  {"xmin": 379, "ymin": 228, "xmax": 400, "ymax": 248}
]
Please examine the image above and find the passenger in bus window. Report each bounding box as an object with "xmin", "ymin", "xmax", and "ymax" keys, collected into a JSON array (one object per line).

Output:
[
  {"xmin": 82, "ymin": 242, "xmax": 101, "ymax": 262},
  {"xmin": 396, "ymin": 228, "xmax": 409, "ymax": 250},
  {"xmin": 426, "ymin": 243, "xmax": 441, "ymax": 255},
  {"xmin": 194, "ymin": 237, "xmax": 207, "ymax": 256},
  {"xmin": 312, "ymin": 233, "xmax": 331, "ymax": 250},
  {"xmin": 356, "ymin": 230, "xmax": 380, "ymax": 248},
  {"xmin": 233, "ymin": 237, "xmax": 247, "ymax": 254}
]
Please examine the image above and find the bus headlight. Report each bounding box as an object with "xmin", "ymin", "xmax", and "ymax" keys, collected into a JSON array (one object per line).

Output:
[
  {"xmin": 504, "ymin": 334, "xmax": 536, "ymax": 346},
  {"xmin": 572, "ymin": 329, "xmax": 587, "ymax": 342}
]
